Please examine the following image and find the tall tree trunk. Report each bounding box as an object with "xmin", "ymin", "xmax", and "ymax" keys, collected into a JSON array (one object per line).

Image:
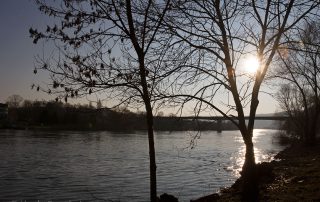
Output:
[
  {"xmin": 242, "ymin": 139, "xmax": 256, "ymax": 174},
  {"xmin": 138, "ymin": 54, "xmax": 157, "ymax": 201},
  {"xmin": 241, "ymin": 133, "xmax": 258, "ymax": 201},
  {"xmin": 144, "ymin": 101, "xmax": 157, "ymax": 202}
]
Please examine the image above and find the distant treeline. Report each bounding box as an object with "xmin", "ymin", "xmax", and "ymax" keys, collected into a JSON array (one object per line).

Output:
[{"xmin": 1, "ymin": 100, "xmax": 237, "ymax": 131}]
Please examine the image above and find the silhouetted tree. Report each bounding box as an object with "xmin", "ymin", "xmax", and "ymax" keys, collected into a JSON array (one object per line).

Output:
[
  {"xmin": 96, "ymin": 99, "xmax": 102, "ymax": 109},
  {"xmin": 163, "ymin": 0, "xmax": 320, "ymax": 198},
  {"xmin": 276, "ymin": 84, "xmax": 306, "ymax": 139},
  {"xmin": 30, "ymin": 0, "xmax": 171, "ymax": 201},
  {"xmin": 276, "ymin": 21, "xmax": 320, "ymax": 145}
]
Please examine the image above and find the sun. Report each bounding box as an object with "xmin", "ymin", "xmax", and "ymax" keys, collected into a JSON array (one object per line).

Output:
[{"xmin": 244, "ymin": 56, "xmax": 260, "ymax": 74}]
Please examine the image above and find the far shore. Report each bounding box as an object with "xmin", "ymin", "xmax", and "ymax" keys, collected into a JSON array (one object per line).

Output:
[{"xmin": 0, "ymin": 123, "xmax": 280, "ymax": 132}]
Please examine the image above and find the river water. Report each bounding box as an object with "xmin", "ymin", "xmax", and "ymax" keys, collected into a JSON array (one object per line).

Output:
[{"xmin": 0, "ymin": 129, "xmax": 285, "ymax": 201}]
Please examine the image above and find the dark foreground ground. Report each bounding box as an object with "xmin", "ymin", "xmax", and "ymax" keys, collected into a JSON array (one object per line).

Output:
[{"xmin": 192, "ymin": 143, "xmax": 320, "ymax": 202}]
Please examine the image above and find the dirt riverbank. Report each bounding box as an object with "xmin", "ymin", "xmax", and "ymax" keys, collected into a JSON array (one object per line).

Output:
[{"xmin": 193, "ymin": 143, "xmax": 320, "ymax": 201}]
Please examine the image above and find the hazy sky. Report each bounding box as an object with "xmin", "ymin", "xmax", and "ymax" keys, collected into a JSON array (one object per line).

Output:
[{"xmin": 0, "ymin": 0, "xmax": 280, "ymax": 115}]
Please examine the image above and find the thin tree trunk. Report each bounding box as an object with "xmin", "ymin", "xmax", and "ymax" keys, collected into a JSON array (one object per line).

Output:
[
  {"xmin": 138, "ymin": 54, "xmax": 157, "ymax": 201},
  {"xmin": 145, "ymin": 102, "xmax": 157, "ymax": 202}
]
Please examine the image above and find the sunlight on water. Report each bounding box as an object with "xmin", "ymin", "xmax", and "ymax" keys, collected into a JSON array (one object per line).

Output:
[{"xmin": 228, "ymin": 129, "xmax": 283, "ymax": 177}]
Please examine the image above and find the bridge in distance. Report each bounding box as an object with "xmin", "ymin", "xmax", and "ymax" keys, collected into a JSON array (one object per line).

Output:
[{"xmin": 160, "ymin": 115, "xmax": 288, "ymax": 132}]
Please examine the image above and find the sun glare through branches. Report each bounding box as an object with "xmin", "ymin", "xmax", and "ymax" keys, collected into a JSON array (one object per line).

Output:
[{"xmin": 243, "ymin": 56, "xmax": 260, "ymax": 74}]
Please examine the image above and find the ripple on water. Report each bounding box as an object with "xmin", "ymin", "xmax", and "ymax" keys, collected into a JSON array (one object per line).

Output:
[{"xmin": 0, "ymin": 129, "xmax": 285, "ymax": 201}]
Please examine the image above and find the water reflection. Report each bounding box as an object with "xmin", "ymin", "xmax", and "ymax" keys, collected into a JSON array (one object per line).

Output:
[{"xmin": 229, "ymin": 129, "xmax": 285, "ymax": 177}]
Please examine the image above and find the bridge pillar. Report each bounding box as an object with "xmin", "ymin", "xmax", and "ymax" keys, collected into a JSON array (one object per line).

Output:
[{"xmin": 217, "ymin": 119, "xmax": 222, "ymax": 133}]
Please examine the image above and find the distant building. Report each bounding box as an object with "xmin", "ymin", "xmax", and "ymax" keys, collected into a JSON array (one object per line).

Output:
[{"xmin": 0, "ymin": 103, "xmax": 8, "ymax": 120}]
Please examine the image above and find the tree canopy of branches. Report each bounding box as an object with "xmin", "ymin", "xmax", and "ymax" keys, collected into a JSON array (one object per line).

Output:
[
  {"xmin": 30, "ymin": 0, "xmax": 320, "ymax": 200},
  {"xmin": 30, "ymin": 0, "xmax": 172, "ymax": 201},
  {"xmin": 276, "ymin": 20, "xmax": 320, "ymax": 145},
  {"xmin": 162, "ymin": 0, "xmax": 319, "ymax": 198}
]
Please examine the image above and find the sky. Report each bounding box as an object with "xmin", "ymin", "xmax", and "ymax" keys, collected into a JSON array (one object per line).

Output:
[
  {"xmin": 0, "ymin": 0, "xmax": 280, "ymax": 115},
  {"xmin": 0, "ymin": 0, "xmax": 51, "ymax": 103}
]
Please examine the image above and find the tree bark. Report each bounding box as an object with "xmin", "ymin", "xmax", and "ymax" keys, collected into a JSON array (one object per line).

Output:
[
  {"xmin": 242, "ymin": 139, "xmax": 255, "ymax": 174},
  {"xmin": 241, "ymin": 134, "xmax": 258, "ymax": 201},
  {"xmin": 138, "ymin": 55, "xmax": 157, "ymax": 201},
  {"xmin": 145, "ymin": 102, "xmax": 157, "ymax": 202}
]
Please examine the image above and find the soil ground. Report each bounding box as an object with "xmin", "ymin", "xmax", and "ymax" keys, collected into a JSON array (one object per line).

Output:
[{"xmin": 193, "ymin": 143, "xmax": 320, "ymax": 201}]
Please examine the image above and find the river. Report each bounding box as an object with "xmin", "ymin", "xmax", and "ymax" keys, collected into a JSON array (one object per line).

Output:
[{"xmin": 0, "ymin": 129, "xmax": 285, "ymax": 201}]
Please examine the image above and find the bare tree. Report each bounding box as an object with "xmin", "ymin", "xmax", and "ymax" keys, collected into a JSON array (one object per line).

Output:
[
  {"xmin": 96, "ymin": 99, "xmax": 103, "ymax": 109},
  {"xmin": 30, "ymin": 0, "xmax": 171, "ymax": 201},
  {"xmin": 6, "ymin": 94, "xmax": 24, "ymax": 108},
  {"xmin": 163, "ymin": 0, "xmax": 320, "ymax": 198},
  {"xmin": 276, "ymin": 84, "xmax": 306, "ymax": 139},
  {"xmin": 276, "ymin": 20, "xmax": 320, "ymax": 145}
]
